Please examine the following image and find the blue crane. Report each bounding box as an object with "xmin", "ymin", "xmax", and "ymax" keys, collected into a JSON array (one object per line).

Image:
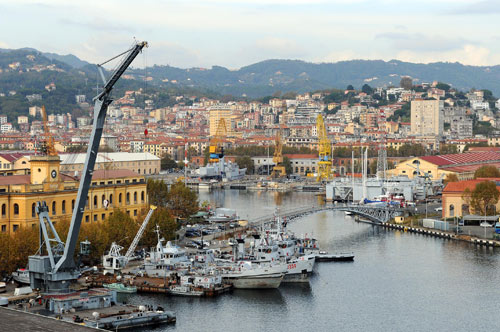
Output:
[{"xmin": 29, "ymin": 41, "xmax": 148, "ymax": 292}]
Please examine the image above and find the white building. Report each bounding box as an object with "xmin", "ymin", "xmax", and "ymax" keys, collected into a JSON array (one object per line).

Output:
[{"xmin": 1, "ymin": 123, "xmax": 13, "ymax": 133}]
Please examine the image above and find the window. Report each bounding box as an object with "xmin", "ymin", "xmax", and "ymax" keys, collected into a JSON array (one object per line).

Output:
[
  {"xmin": 102, "ymin": 194, "xmax": 106, "ymax": 205},
  {"xmin": 109, "ymin": 194, "xmax": 113, "ymax": 205},
  {"xmin": 52, "ymin": 201, "xmax": 56, "ymax": 215},
  {"xmin": 141, "ymin": 191, "xmax": 145, "ymax": 203},
  {"xmin": 93, "ymin": 214, "xmax": 97, "ymax": 222},
  {"xmin": 134, "ymin": 209, "xmax": 137, "ymax": 216},
  {"xmin": 102, "ymin": 213, "xmax": 105, "ymax": 220},
  {"xmin": 134, "ymin": 192, "xmax": 137, "ymax": 203},
  {"xmin": 61, "ymin": 200, "xmax": 66, "ymax": 214},
  {"xmin": 13, "ymin": 203, "xmax": 19, "ymax": 216},
  {"xmin": 86, "ymin": 196, "xmax": 89, "ymax": 209},
  {"xmin": 32, "ymin": 203, "xmax": 36, "ymax": 217},
  {"xmin": 138, "ymin": 168, "xmax": 140, "ymax": 174},
  {"xmin": 1, "ymin": 204, "xmax": 5, "ymax": 217},
  {"xmin": 119, "ymin": 193, "xmax": 122, "ymax": 204},
  {"xmin": 1, "ymin": 225, "xmax": 5, "ymax": 232},
  {"xmin": 13, "ymin": 224, "xmax": 18, "ymax": 232},
  {"xmin": 85, "ymin": 215, "xmax": 89, "ymax": 222},
  {"xmin": 94, "ymin": 195, "xmax": 98, "ymax": 208},
  {"xmin": 126, "ymin": 193, "xmax": 130, "ymax": 204},
  {"xmin": 449, "ymin": 204, "xmax": 455, "ymax": 217},
  {"xmin": 72, "ymin": 199, "xmax": 75, "ymax": 211},
  {"xmin": 462, "ymin": 204, "xmax": 469, "ymax": 215}
]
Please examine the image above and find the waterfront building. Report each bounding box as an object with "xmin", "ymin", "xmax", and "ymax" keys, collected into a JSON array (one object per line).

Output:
[
  {"xmin": 0, "ymin": 155, "xmax": 148, "ymax": 233},
  {"xmin": 387, "ymin": 151, "xmax": 500, "ymax": 180},
  {"xmin": 441, "ymin": 179, "xmax": 500, "ymax": 219}
]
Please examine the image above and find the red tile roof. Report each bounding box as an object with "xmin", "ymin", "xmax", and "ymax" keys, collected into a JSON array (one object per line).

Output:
[{"xmin": 443, "ymin": 179, "xmax": 500, "ymax": 193}]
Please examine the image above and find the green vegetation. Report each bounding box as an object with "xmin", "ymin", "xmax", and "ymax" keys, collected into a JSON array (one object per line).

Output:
[
  {"xmin": 464, "ymin": 181, "xmax": 500, "ymax": 216},
  {"xmin": 387, "ymin": 102, "xmax": 410, "ymax": 122},
  {"xmin": 474, "ymin": 165, "xmax": 500, "ymax": 179},
  {"xmin": 473, "ymin": 121, "xmax": 496, "ymax": 136},
  {"xmin": 235, "ymin": 156, "xmax": 255, "ymax": 174}
]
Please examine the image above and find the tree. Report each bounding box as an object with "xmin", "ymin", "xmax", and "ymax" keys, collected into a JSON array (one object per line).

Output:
[
  {"xmin": 147, "ymin": 178, "xmax": 169, "ymax": 207},
  {"xmin": 346, "ymin": 85, "xmax": 354, "ymax": 91},
  {"xmin": 361, "ymin": 84, "xmax": 373, "ymax": 94},
  {"xmin": 161, "ymin": 154, "xmax": 178, "ymax": 170},
  {"xmin": 435, "ymin": 82, "xmax": 451, "ymax": 91},
  {"xmin": 167, "ymin": 182, "xmax": 199, "ymax": 218},
  {"xmin": 66, "ymin": 145, "xmax": 87, "ymax": 153},
  {"xmin": 235, "ymin": 156, "xmax": 255, "ymax": 174},
  {"xmin": 444, "ymin": 173, "xmax": 459, "ymax": 185},
  {"xmin": 467, "ymin": 181, "xmax": 500, "ymax": 216},
  {"xmin": 400, "ymin": 76, "xmax": 412, "ymax": 90},
  {"xmin": 440, "ymin": 144, "xmax": 458, "ymax": 155},
  {"xmin": 474, "ymin": 165, "xmax": 500, "ymax": 179},
  {"xmin": 139, "ymin": 207, "xmax": 177, "ymax": 248},
  {"xmin": 283, "ymin": 156, "xmax": 293, "ymax": 175}
]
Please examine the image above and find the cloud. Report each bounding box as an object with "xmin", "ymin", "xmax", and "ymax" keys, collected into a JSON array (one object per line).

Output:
[
  {"xmin": 59, "ymin": 18, "xmax": 136, "ymax": 33},
  {"xmin": 0, "ymin": 41, "xmax": 9, "ymax": 48},
  {"xmin": 376, "ymin": 32, "xmax": 473, "ymax": 52},
  {"xmin": 395, "ymin": 44, "xmax": 494, "ymax": 66},
  {"xmin": 253, "ymin": 37, "xmax": 306, "ymax": 58},
  {"xmin": 450, "ymin": 0, "xmax": 500, "ymax": 14}
]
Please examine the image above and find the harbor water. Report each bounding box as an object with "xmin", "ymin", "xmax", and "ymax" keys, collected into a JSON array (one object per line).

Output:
[{"xmin": 125, "ymin": 190, "xmax": 500, "ymax": 331}]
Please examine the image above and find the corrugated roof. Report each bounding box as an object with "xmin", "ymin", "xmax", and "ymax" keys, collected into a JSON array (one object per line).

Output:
[
  {"xmin": 59, "ymin": 152, "xmax": 159, "ymax": 165},
  {"xmin": 420, "ymin": 152, "xmax": 500, "ymax": 167}
]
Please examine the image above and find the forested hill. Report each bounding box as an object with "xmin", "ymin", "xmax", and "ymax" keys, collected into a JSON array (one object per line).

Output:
[
  {"xmin": 137, "ymin": 59, "xmax": 500, "ymax": 98},
  {"xmin": 2, "ymin": 47, "xmax": 500, "ymax": 119}
]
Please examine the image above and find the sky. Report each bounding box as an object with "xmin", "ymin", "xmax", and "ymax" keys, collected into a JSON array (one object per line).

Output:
[{"xmin": 0, "ymin": 0, "xmax": 499, "ymax": 69}]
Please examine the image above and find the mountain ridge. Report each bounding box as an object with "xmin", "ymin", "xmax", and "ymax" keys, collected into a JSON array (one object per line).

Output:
[{"xmin": 1, "ymin": 47, "xmax": 500, "ymax": 98}]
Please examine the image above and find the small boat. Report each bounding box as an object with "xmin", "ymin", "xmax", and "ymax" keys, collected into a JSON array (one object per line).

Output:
[
  {"xmin": 315, "ymin": 251, "xmax": 355, "ymax": 262},
  {"xmin": 169, "ymin": 285, "xmax": 204, "ymax": 297},
  {"xmin": 103, "ymin": 283, "xmax": 137, "ymax": 293},
  {"xmin": 12, "ymin": 268, "xmax": 30, "ymax": 284}
]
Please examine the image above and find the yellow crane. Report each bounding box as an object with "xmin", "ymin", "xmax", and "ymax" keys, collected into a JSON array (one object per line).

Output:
[
  {"xmin": 40, "ymin": 106, "xmax": 57, "ymax": 156},
  {"xmin": 271, "ymin": 130, "xmax": 286, "ymax": 178},
  {"xmin": 209, "ymin": 118, "xmax": 227, "ymax": 163},
  {"xmin": 316, "ymin": 114, "xmax": 332, "ymax": 181}
]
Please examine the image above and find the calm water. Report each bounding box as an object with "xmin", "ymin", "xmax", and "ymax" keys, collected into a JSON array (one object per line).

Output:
[{"xmin": 124, "ymin": 190, "xmax": 500, "ymax": 332}]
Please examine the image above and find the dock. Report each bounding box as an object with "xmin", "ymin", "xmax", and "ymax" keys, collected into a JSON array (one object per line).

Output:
[{"xmin": 0, "ymin": 306, "xmax": 100, "ymax": 331}]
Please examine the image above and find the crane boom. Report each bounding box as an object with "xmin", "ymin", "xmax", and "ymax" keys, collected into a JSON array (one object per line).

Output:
[
  {"xmin": 209, "ymin": 118, "xmax": 227, "ymax": 163},
  {"xmin": 316, "ymin": 114, "xmax": 332, "ymax": 181},
  {"xmin": 56, "ymin": 41, "xmax": 148, "ymax": 272},
  {"xmin": 124, "ymin": 205, "xmax": 157, "ymax": 262}
]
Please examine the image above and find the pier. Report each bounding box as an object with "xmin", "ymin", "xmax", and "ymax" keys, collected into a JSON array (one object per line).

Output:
[{"xmin": 0, "ymin": 307, "xmax": 99, "ymax": 331}]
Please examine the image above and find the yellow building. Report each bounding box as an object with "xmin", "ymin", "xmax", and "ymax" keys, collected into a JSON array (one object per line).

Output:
[
  {"xmin": 387, "ymin": 152, "xmax": 500, "ymax": 180},
  {"xmin": 441, "ymin": 180, "xmax": 500, "ymax": 219},
  {"xmin": 0, "ymin": 155, "xmax": 148, "ymax": 234},
  {"xmin": 386, "ymin": 156, "xmax": 455, "ymax": 180}
]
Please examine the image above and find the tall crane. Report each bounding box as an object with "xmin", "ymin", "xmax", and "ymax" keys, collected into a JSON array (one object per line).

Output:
[
  {"xmin": 40, "ymin": 106, "xmax": 57, "ymax": 156},
  {"xmin": 271, "ymin": 129, "xmax": 286, "ymax": 178},
  {"xmin": 29, "ymin": 41, "xmax": 148, "ymax": 292},
  {"xmin": 316, "ymin": 114, "xmax": 332, "ymax": 182},
  {"xmin": 209, "ymin": 118, "xmax": 227, "ymax": 163}
]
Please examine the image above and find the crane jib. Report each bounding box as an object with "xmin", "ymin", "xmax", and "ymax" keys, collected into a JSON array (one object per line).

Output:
[{"xmin": 54, "ymin": 41, "xmax": 148, "ymax": 273}]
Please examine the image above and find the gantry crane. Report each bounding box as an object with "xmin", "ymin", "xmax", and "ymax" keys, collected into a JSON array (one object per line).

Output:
[
  {"xmin": 209, "ymin": 118, "xmax": 227, "ymax": 163},
  {"xmin": 40, "ymin": 106, "xmax": 57, "ymax": 156},
  {"xmin": 316, "ymin": 114, "xmax": 332, "ymax": 182},
  {"xmin": 29, "ymin": 41, "xmax": 148, "ymax": 292},
  {"xmin": 271, "ymin": 129, "xmax": 286, "ymax": 178}
]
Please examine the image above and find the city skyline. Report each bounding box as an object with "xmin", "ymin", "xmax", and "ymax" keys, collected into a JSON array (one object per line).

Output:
[{"xmin": 1, "ymin": 0, "xmax": 499, "ymax": 68}]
